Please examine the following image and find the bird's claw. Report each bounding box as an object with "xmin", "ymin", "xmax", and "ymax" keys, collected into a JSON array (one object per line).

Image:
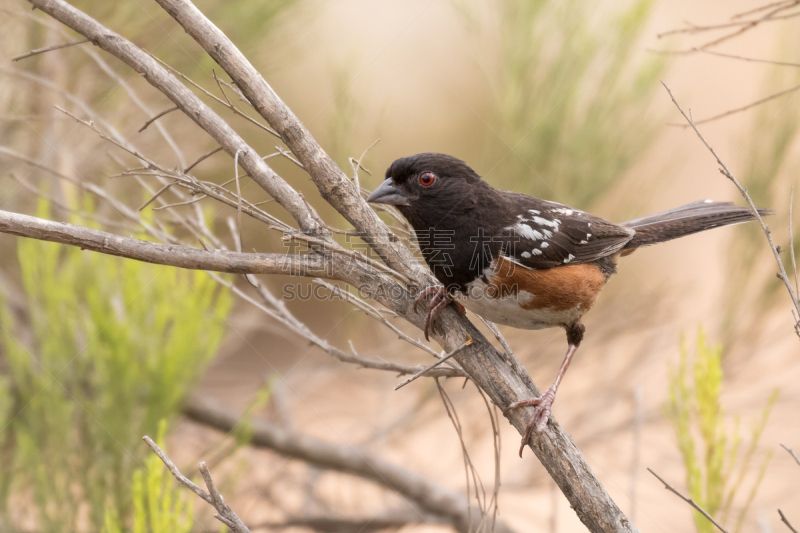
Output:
[
  {"xmin": 504, "ymin": 388, "xmax": 557, "ymax": 457},
  {"xmin": 413, "ymin": 286, "xmax": 466, "ymax": 341}
]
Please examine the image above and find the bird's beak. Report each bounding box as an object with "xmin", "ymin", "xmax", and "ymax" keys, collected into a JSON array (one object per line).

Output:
[{"xmin": 366, "ymin": 178, "xmax": 410, "ymax": 206}]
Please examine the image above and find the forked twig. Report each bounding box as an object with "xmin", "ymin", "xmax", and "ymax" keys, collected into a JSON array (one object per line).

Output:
[{"xmin": 143, "ymin": 436, "xmax": 251, "ymax": 532}]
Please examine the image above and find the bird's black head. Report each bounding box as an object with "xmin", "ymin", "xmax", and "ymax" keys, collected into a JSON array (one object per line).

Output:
[{"xmin": 366, "ymin": 153, "xmax": 483, "ymax": 229}]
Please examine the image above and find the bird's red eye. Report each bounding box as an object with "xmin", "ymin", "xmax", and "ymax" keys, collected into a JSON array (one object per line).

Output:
[{"xmin": 419, "ymin": 172, "xmax": 436, "ymax": 187}]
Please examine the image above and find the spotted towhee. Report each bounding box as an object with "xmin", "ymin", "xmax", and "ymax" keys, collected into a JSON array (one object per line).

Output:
[{"xmin": 367, "ymin": 153, "xmax": 768, "ymax": 455}]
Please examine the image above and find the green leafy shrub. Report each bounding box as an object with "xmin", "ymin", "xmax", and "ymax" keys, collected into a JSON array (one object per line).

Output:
[
  {"xmin": 103, "ymin": 420, "xmax": 194, "ymax": 533},
  {"xmin": 458, "ymin": 0, "xmax": 666, "ymax": 208},
  {"xmin": 0, "ymin": 202, "xmax": 231, "ymax": 532},
  {"xmin": 666, "ymin": 330, "xmax": 777, "ymax": 533}
]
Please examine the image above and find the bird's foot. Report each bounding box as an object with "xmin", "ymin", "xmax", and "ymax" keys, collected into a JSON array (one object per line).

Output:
[
  {"xmin": 503, "ymin": 388, "xmax": 557, "ymax": 457},
  {"xmin": 413, "ymin": 286, "xmax": 466, "ymax": 341}
]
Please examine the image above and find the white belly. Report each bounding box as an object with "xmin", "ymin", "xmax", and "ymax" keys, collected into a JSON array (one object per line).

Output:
[{"xmin": 454, "ymin": 278, "xmax": 583, "ymax": 330}]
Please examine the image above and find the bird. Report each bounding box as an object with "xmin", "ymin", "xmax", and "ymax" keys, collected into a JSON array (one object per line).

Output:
[{"xmin": 366, "ymin": 152, "xmax": 769, "ymax": 456}]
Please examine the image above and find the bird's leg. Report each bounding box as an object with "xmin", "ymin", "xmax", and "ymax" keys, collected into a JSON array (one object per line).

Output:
[
  {"xmin": 504, "ymin": 323, "xmax": 585, "ymax": 457},
  {"xmin": 413, "ymin": 286, "xmax": 466, "ymax": 341}
]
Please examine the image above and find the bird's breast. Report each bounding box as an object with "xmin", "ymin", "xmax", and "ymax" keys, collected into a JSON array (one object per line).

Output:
[{"xmin": 453, "ymin": 256, "xmax": 607, "ymax": 330}]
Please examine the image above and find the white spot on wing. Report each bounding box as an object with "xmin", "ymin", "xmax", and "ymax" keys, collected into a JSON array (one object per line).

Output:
[
  {"xmin": 528, "ymin": 209, "xmax": 541, "ymax": 215},
  {"xmin": 563, "ymin": 254, "xmax": 575, "ymax": 263},
  {"xmin": 552, "ymin": 208, "xmax": 574, "ymax": 216},
  {"xmin": 521, "ymin": 251, "xmax": 531, "ymax": 258},
  {"xmin": 510, "ymin": 223, "xmax": 545, "ymax": 241},
  {"xmin": 532, "ymin": 248, "xmax": 542, "ymax": 255},
  {"xmin": 532, "ymin": 216, "xmax": 560, "ymax": 230},
  {"xmin": 580, "ymin": 240, "xmax": 588, "ymax": 244}
]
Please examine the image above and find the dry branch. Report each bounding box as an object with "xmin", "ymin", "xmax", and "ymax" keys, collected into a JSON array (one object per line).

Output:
[
  {"xmin": 781, "ymin": 443, "xmax": 800, "ymax": 466},
  {"xmin": 15, "ymin": 1, "xmax": 643, "ymax": 530},
  {"xmin": 0, "ymin": 209, "xmax": 325, "ymax": 276},
  {"xmin": 663, "ymin": 82, "xmax": 800, "ymax": 336},
  {"xmin": 183, "ymin": 395, "xmax": 513, "ymax": 533},
  {"xmin": 143, "ymin": 436, "xmax": 251, "ymax": 532},
  {"xmin": 25, "ymin": 0, "xmax": 323, "ymax": 236},
  {"xmin": 12, "ymin": 37, "xmax": 90, "ymax": 62},
  {"xmin": 648, "ymin": 468, "xmax": 730, "ymax": 533},
  {"xmin": 780, "ymin": 509, "xmax": 799, "ymax": 533},
  {"xmin": 670, "ymin": 82, "xmax": 800, "ymax": 127}
]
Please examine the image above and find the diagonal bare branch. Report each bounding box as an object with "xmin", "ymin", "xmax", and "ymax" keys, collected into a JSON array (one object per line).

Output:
[
  {"xmin": 648, "ymin": 468, "xmax": 730, "ymax": 533},
  {"xmin": 153, "ymin": 0, "xmax": 428, "ymax": 279}
]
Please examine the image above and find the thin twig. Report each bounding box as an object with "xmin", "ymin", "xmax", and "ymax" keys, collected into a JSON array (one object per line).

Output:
[
  {"xmin": 657, "ymin": 3, "xmax": 800, "ymax": 51},
  {"xmin": 148, "ymin": 52, "xmax": 280, "ymax": 139},
  {"xmin": 780, "ymin": 510, "xmax": 799, "ymax": 533},
  {"xmin": 780, "ymin": 443, "xmax": 800, "ymax": 466},
  {"xmin": 647, "ymin": 468, "xmax": 730, "ymax": 533},
  {"xmin": 349, "ymin": 138, "xmax": 380, "ymax": 191},
  {"xmin": 662, "ymin": 82, "xmax": 800, "ymax": 334},
  {"xmin": 732, "ymin": 0, "xmax": 798, "ymax": 20},
  {"xmin": 12, "ymin": 37, "xmax": 89, "ymax": 61},
  {"xmin": 670, "ymin": 83, "xmax": 800, "ymax": 127},
  {"xmin": 152, "ymin": 195, "xmax": 207, "ymax": 211},
  {"xmin": 395, "ymin": 337, "xmax": 473, "ymax": 390},
  {"xmin": 790, "ymin": 188, "xmax": 799, "ymax": 299},
  {"xmin": 142, "ymin": 436, "xmax": 250, "ymax": 532},
  {"xmin": 233, "ymin": 149, "xmax": 246, "ymax": 252},
  {"xmin": 184, "ymin": 146, "xmax": 223, "ymax": 173},
  {"xmin": 699, "ymin": 49, "xmax": 800, "ymax": 68},
  {"xmin": 313, "ymin": 279, "xmax": 440, "ymax": 358},
  {"xmin": 478, "ymin": 316, "xmax": 514, "ymax": 360},
  {"xmin": 138, "ymin": 105, "xmax": 179, "ymax": 132},
  {"xmin": 629, "ymin": 387, "xmax": 643, "ymax": 525},
  {"xmin": 138, "ymin": 180, "xmax": 177, "ymax": 211},
  {"xmin": 143, "ymin": 436, "xmax": 215, "ymax": 505}
]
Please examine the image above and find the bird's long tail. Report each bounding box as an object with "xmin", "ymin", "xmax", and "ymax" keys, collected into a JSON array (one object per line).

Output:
[{"xmin": 621, "ymin": 200, "xmax": 770, "ymax": 250}]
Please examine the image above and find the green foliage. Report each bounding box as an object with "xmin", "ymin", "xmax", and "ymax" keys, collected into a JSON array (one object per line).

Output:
[
  {"xmin": 61, "ymin": 0, "xmax": 298, "ymax": 73},
  {"xmin": 666, "ymin": 330, "xmax": 777, "ymax": 533},
  {"xmin": 459, "ymin": 0, "xmax": 666, "ymax": 208},
  {"xmin": 103, "ymin": 420, "xmax": 195, "ymax": 533},
  {"xmin": 231, "ymin": 379, "xmax": 273, "ymax": 447},
  {"xmin": 0, "ymin": 201, "xmax": 231, "ymax": 532}
]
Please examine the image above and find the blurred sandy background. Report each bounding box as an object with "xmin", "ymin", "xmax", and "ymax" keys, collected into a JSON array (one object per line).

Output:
[{"xmin": 0, "ymin": 0, "xmax": 798, "ymax": 532}]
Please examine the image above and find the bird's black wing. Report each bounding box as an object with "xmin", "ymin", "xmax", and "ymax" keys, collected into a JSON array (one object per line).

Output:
[{"xmin": 495, "ymin": 194, "xmax": 635, "ymax": 269}]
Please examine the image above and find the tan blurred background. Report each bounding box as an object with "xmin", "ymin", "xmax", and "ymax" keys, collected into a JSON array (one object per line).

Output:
[{"xmin": 0, "ymin": 0, "xmax": 798, "ymax": 532}]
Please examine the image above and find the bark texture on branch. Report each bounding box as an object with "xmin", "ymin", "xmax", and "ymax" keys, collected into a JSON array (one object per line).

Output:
[
  {"xmin": 21, "ymin": 1, "xmax": 637, "ymax": 531},
  {"xmin": 0, "ymin": 209, "xmax": 322, "ymax": 275}
]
